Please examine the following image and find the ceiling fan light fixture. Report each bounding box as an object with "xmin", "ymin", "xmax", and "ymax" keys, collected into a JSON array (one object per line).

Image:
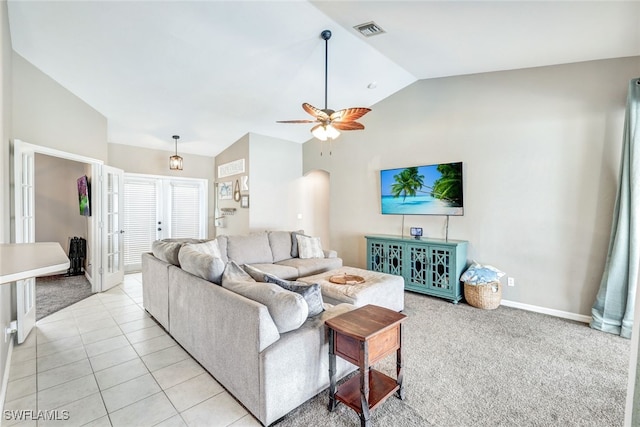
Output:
[
  {"xmin": 169, "ymin": 135, "xmax": 183, "ymax": 170},
  {"xmin": 311, "ymin": 124, "xmax": 340, "ymax": 141},
  {"xmin": 276, "ymin": 29, "xmax": 371, "ymax": 152}
]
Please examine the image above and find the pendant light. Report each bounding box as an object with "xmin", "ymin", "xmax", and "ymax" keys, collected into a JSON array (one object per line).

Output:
[{"xmin": 169, "ymin": 135, "xmax": 183, "ymax": 170}]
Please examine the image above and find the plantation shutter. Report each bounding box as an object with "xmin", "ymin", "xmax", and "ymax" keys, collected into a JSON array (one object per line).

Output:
[
  {"xmin": 123, "ymin": 177, "xmax": 159, "ymax": 270},
  {"xmin": 169, "ymin": 181, "xmax": 204, "ymax": 239}
]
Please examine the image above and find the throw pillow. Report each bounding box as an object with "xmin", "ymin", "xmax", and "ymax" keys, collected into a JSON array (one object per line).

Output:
[
  {"xmin": 264, "ymin": 275, "xmax": 324, "ymax": 317},
  {"xmin": 290, "ymin": 230, "xmax": 306, "ymax": 258},
  {"xmin": 152, "ymin": 238, "xmax": 210, "ymax": 266},
  {"xmin": 295, "ymin": 234, "xmax": 324, "ymax": 259},
  {"xmin": 243, "ymin": 264, "xmax": 268, "ymax": 282},
  {"xmin": 152, "ymin": 240, "xmax": 183, "ymax": 266},
  {"xmin": 178, "ymin": 240, "xmax": 225, "ymax": 285},
  {"xmin": 222, "ymin": 261, "xmax": 308, "ymax": 333},
  {"xmin": 221, "ymin": 260, "xmax": 256, "ymax": 285}
]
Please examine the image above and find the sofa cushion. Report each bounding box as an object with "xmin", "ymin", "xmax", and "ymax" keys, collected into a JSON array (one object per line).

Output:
[
  {"xmin": 276, "ymin": 257, "xmax": 343, "ymax": 277},
  {"xmin": 244, "ymin": 263, "xmax": 299, "ymax": 281},
  {"xmin": 264, "ymin": 275, "xmax": 324, "ymax": 317},
  {"xmin": 178, "ymin": 240, "xmax": 225, "ymax": 285},
  {"xmin": 152, "ymin": 238, "xmax": 208, "ymax": 266},
  {"xmin": 227, "ymin": 232, "xmax": 274, "ymax": 265},
  {"xmin": 222, "ymin": 262, "xmax": 308, "ymax": 333},
  {"xmin": 268, "ymin": 231, "xmax": 294, "ymax": 263},
  {"xmin": 295, "ymin": 235, "xmax": 325, "ymax": 259}
]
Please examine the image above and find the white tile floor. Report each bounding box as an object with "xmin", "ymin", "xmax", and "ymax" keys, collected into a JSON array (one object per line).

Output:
[{"xmin": 4, "ymin": 273, "xmax": 261, "ymax": 427}]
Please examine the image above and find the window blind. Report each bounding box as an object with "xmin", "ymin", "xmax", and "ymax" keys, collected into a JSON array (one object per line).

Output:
[
  {"xmin": 169, "ymin": 182, "xmax": 202, "ymax": 239},
  {"xmin": 123, "ymin": 178, "xmax": 158, "ymax": 269}
]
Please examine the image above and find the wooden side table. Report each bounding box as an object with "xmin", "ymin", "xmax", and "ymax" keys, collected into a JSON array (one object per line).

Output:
[{"xmin": 326, "ymin": 304, "xmax": 407, "ymax": 426}]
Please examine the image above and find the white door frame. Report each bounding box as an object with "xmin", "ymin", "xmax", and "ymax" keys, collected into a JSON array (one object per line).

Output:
[{"xmin": 13, "ymin": 140, "xmax": 104, "ymax": 292}]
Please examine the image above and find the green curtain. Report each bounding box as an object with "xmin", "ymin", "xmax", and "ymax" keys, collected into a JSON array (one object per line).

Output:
[{"xmin": 591, "ymin": 78, "xmax": 640, "ymax": 339}]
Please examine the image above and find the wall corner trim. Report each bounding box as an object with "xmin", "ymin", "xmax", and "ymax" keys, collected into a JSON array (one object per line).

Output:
[{"xmin": 500, "ymin": 299, "xmax": 591, "ymax": 324}]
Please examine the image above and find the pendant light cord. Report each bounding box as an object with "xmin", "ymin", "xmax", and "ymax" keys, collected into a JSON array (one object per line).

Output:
[
  {"xmin": 173, "ymin": 135, "xmax": 179, "ymax": 156},
  {"xmin": 321, "ymin": 30, "xmax": 331, "ymax": 111},
  {"xmin": 324, "ymin": 35, "xmax": 328, "ymax": 110}
]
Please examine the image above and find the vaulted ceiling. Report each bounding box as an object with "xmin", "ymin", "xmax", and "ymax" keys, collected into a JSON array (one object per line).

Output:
[{"xmin": 8, "ymin": 1, "xmax": 640, "ymax": 157}]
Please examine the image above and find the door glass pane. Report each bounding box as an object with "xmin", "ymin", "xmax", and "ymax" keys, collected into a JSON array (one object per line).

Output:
[
  {"xmin": 111, "ymin": 213, "xmax": 119, "ymax": 235},
  {"xmin": 108, "ymin": 254, "xmax": 121, "ymax": 273},
  {"xmin": 111, "ymin": 193, "xmax": 118, "ymax": 213}
]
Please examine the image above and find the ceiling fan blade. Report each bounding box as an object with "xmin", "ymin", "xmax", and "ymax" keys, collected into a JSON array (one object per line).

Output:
[
  {"xmin": 303, "ymin": 103, "xmax": 330, "ymax": 121},
  {"xmin": 332, "ymin": 121, "xmax": 365, "ymax": 131},
  {"xmin": 276, "ymin": 119, "xmax": 317, "ymax": 124},
  {"xmin": 330, "ymin": 107, "xmax": 371, "ymax": 122}
]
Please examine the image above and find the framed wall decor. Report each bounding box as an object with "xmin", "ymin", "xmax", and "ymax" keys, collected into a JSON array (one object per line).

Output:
[
  {"xmin": 219, "ymin": 181, "xmax": 233, "ymax": 200},
  {"xmin": 218, "ymin": 159, "xmax": 245, "ymax": 178},
  {"xmin": 241, "ymin": 194, "xmax": 250, "ymax": 208}
]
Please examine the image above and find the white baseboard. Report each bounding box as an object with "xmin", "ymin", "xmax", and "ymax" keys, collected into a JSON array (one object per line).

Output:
[
  {"xmin": 0, "ymin": 337, "xmax": 15, "ymax": 415},
  {"xmin": 501, "ymin": 299, "xmax": 591, "ymax": 324}
]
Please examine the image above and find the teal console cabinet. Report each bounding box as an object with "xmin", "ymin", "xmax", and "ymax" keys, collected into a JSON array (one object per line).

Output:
[{"xmin": 365, "ymin": 235, "xmax": 468, "ymax": 303}]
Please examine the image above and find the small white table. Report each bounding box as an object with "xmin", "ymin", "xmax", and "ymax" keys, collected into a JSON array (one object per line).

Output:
[{"xmin": 0, "ymin": 242, "xmax": 70, "ymax": 284}]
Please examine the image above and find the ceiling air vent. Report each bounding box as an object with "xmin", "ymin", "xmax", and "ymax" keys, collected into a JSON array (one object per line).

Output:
[{"xmin": 354, "ymin": 21, "xmax": 385, "ymax": 37}]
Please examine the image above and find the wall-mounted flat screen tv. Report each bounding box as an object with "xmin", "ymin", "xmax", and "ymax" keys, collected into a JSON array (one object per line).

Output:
[
  {"xmin": 380, "ymin": 162, "xmax": 463, "ymax": 216},
  {"xmin": 77, "ymin": 175, "xmax": 91, "ymax": 216}
]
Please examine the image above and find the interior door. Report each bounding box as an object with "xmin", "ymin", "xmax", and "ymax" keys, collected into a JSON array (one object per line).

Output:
[
  {"xmin": 14, "ymin": 144, "xmax": 36, "ymax": 344},
  {"xmin": 101, "ymin": 165, "xmax": 125, "ymax": 290}
]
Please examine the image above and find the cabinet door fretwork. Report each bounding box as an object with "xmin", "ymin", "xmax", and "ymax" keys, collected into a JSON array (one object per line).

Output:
[{"xmin": 366, "ymin": 235, "xmax": 468, "ymax": 303}]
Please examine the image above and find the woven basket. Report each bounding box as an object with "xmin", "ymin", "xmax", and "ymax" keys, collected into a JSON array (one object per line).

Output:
[{"xmin": 464, "ymin": 281, "xmax": 502, "ymax": 310}]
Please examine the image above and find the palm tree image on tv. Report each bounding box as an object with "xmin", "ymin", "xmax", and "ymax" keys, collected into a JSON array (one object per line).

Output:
[
  {"xmin": 390, "ymin": 167, "xmax": 425, "ymax": 202},
  {"xmin": 431, "ymin": 163, "xmax": 463, "ymax": 207},
  {"xmin": 381, "ymin": 162, "xmax": 463, "ymax": 215}
]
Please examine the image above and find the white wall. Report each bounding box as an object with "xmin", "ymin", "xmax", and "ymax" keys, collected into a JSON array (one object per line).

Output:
[
  {"xmin": 249, "ymin": 134, "xmax": 303, "ymax": 232},
  {"xmin": 0, "ymin": 0, "xmax": 13, "ymax": 409},
  {"xmin": 12, "ymin": 53, "xmax": 108, "ymax": 161},
  {"xmin": 304, "ymin": 56, "xmax": 640, "ymax": 317},
  {"xmin": 298, "ymin": 170, "xmax": 330, "ymax": 249}
]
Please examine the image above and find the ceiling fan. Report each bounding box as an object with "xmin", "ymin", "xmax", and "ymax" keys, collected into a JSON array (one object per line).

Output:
[{"xmin": 277, "ymin": 30, "xmax": 371, "ymax": 150}]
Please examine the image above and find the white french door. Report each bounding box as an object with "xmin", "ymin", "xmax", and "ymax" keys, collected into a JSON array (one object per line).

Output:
[
  {"xmin": 101, "ymin": 165, "xmax": 125, "ymax": 291},
  {"xmin": 123, "ymin": 174, "xmax": 207, "ymax": 271},
  {"xmin": 14, "ymin": 147, "xmax": 36, "ymax": 344}
]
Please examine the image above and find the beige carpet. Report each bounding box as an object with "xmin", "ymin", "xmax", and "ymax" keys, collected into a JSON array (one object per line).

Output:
[
  {"xmin": 36, "ymin": 274, "xmax": 93, "ymax": 321},
  {"xmin": 276, "ymin": 292, "xmax": 629, "ymax": 426}
]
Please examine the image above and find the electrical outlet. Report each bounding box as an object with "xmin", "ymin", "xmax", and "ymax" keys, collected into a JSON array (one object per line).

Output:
[{"xmin": 507, "ymin": 277, "xmax": 515, "ymax": 287}]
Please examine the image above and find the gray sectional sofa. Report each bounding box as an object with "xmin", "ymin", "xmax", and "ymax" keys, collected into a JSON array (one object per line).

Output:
[{"xmin": 141, "ymin": 231, "xmax": 354, "ymax": 425}]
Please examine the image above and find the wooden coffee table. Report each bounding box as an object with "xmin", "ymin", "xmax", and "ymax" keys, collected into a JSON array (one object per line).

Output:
[{"xmin": 326, "ymin": 304, "xmax": 407, "ymax": 426}]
